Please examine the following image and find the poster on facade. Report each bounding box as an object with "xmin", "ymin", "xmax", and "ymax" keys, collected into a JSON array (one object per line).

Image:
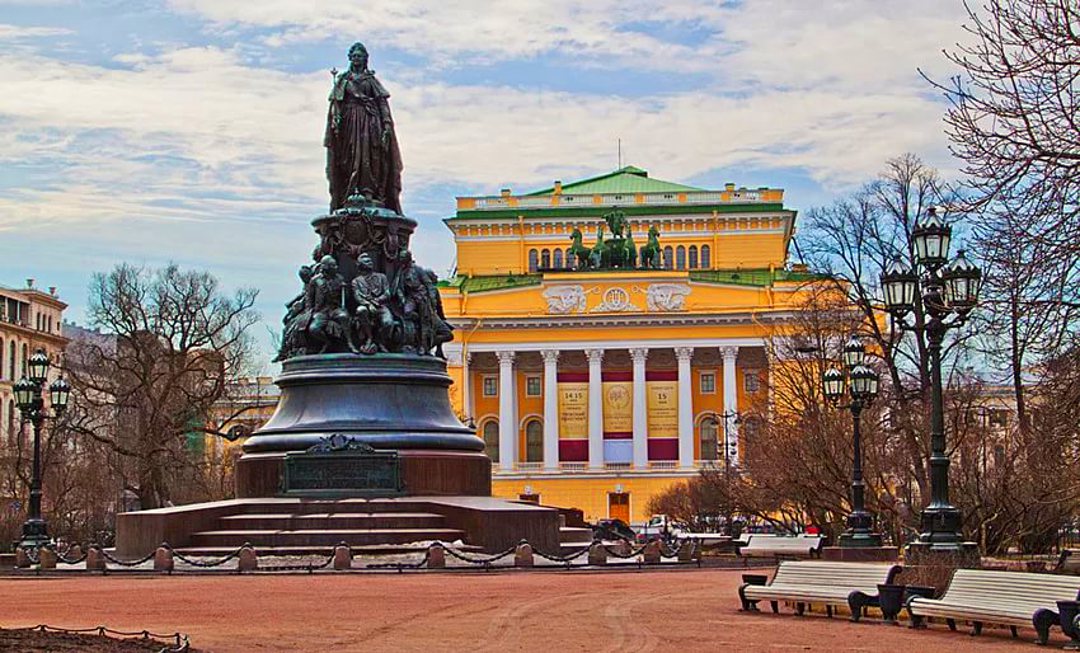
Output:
[
  {"xmin": 602, "ymin": 381, "xmax": 632, "ymax": 433},
  {"xmin": 557, "ymin": 382, "xmax": 589, "ymax": 439},
  {"xmin": 646, "ymin": 381, "xmax": 678, "ymax": 437}
]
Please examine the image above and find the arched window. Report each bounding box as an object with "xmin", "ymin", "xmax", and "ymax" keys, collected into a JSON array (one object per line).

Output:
[
  {"xmin": 700, "ymin": 418, "xmax": 719, "ymax": 461},
  {"xmin": 528, "ymin": 249, "xmax": 539, "ymax": 273},
  {"xmin": 700, "ymin": 245, "xmax": 711, "ymax": 269},
  {"xmin": 553, "ymin": 249, "xmax": 563, "ymax": 269},
  {"xmin": 676, "ymin": 246, "xmax": 686, "ymax": 270},
  {"xmin": 663, "ymin": 246, "xmax": 673, "ymax": 270},
  {"xmin": 525, "ymin": 419, "xmax": 543, "ymax": 463},
  {"xmin": 21, "ymin": 343, "xmax": 28, "ymax": 378},
  {"xmin": 482, "ymin": 420, "xmax": 500, "ymax": 463},
  {"xmin": 0, "ymin": 337, "xmax": 4, "ymax": 380},
  {"xmin": 48, "ymin": 315, "xmax": 53, "ymax": 333},
  {"xmin": 7, "ymin": 399, "xmax": 14, "ymax": 441},
  {"xmin": 540, "ymin": 249, "xmax": 551, "ymax": 269},
  {"xmin": 689, "ymin": 245, "xmax": 698, "ymax": 269},
  {"xmin": 7, "ymin": 341, "xmax": 14, "ymax": 380},
  {"xmin": 565, "ymin": 248, "xmax": 573, "ymax": 269}
]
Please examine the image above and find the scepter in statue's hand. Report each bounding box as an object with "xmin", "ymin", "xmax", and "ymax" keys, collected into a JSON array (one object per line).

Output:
[{"xmin": 329, "ymin": 67, "xmax": 342, "ymax": 132}]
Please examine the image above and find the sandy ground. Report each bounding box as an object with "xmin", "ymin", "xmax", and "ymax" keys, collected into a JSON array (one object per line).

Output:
[{"xmin": 0, "ymin": 568, "xmax": 1055, "ymax": 652}]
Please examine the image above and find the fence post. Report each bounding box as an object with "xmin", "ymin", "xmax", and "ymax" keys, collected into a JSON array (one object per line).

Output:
[
  {"xmin": 238, "ymin": 546, "xmax": 259, "ymax": 572},
  {"xmin": 588, "ymin": 543, "xmax": 607, "ymax": 566},
  {"xmin": 428, "ymin": 543, "xmax": 446, "ymax": 569},
  {"xmin": 86, "ymin": 546, "xmax": 106, "ymax": 572},
  {"xmin": 644, "ymin": 540, "xmax": 662, "ymax": 564},
  {"xmin": 515, "ymin": 542, "xmax": 534, "ymax": 568},
  {"xmin": 154, "ymin": 546, "xmax": 174, "ymax": 573},
  {"xmin": 333, "ymin": 544, "xmax": 352, "ymax": 570},
  {"xmin": 38, "ymin": 548, "xmax": 57, "ymax": 570}
]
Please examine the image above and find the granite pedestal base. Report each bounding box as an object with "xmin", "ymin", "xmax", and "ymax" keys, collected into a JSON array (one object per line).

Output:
[
  {"xmin": 821, "ymin": 546, "xmax": 899, "ymax": 562},
  {"xmin": 236, "ymin": 449, "xmax": 492, "ymax": 498}
]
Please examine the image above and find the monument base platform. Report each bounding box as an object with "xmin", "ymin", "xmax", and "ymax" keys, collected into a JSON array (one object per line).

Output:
[
  {"xmin": 115, "ymin": 496, "xmax": 560, "ymax": 558},
  {"xmin": 235, "ymin": 449, "xmax": 492, "ymax": 498},
  {"xmin": 821, "ymin": 546, "xmax": 899, "ymax": 563}
]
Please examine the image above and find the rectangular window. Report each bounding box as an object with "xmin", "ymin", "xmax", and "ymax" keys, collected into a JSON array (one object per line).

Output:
[
  {"xmin": 525, "ymin": 375, "xmax": 542, "ymax": 397},
  {"xmin": 744, "ymin": 371, "xmax": 760, "ymax": 393},
  {"xmin": 482, "ymin": 376, "xmax": 498, "ymax": 397},
  {"xmin": 699, "ymin": 372, "xmax": 716, "ymax": 394}
]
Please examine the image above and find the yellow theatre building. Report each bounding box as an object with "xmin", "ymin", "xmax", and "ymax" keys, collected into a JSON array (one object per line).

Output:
[{"xmin": 438, "ymin": 165, "xmax": 819, "ymax": 524}]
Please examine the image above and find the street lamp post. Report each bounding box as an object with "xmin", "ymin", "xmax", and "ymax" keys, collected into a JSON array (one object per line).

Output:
[
  {"xmin": 880, "ymin": 207, "xmax": 982, "ymax": 548},
  {"xmin": 13, "ymin": 348, "xmax": 71, "ymax": 550},
  {"xmin": 823, "ymin": 337, "xmax": 882, "ymax": 547},
  {"xmin": 704, "ymin": 410, "xmax": 739, "ymax": 535}
]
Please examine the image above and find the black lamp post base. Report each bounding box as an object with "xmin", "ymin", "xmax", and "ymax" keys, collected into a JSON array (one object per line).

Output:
[
  {"xmin": 915, "ymin": 504, "xmax": 965, "ymax": 547},
  {"xmin": 18, "ymin": 518, "xmax": 50, "ymax": 550}
]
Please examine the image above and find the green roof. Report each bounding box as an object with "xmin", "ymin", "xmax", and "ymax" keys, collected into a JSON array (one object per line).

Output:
[
  {"xmin": 526, "ymin": 166, "xmax": 704, "ymax": 196},
  {"xmin": 689, "ymin": 268, "xmax": 827, "ymax": 287},
  {"xmin": 438, "ymin": 274, "xmax": 542, "ymax": 293}
]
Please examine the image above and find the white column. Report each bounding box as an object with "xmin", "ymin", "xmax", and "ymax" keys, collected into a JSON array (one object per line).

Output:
[
  {"xmin": 586, "ymin": 348, "xmax": 604, "ymax": 469},
  {"xmin": 630, "ymin": 347, "xmax": 649, "ymax": 469},
  {"xmin": 721, "ymin": 346, "xmax": 740, "ymax": 467},
  {"xmin": 496, "ymin": 350, "xmax": 517, "ymax": 471},
  {"xmin": 675, "ymin": 346, "xmax": 694, "ymax": 468},
  {"xmin": 541, "ymin": 349, "xmax": 560, "ymax": 470}
]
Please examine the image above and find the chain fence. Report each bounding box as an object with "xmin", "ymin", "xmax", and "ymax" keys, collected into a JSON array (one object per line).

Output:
[
  {"xmin": 10, "ymin": 536, "xmax": 704, "ymax": 574},
  {"xmin": 2, "ymin": 624, "xmax": 189, "ymax": 652}
]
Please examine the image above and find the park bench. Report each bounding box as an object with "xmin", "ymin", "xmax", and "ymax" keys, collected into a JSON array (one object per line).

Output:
[
  {"xmin": 739, "ymin": 560, "xmax": 902, "ymax": 618},
  {"xmin": 907, "ymin": 569, "xmax": 1080, "ymax": 644},
  {"xmin": 738, "ymin": 534, "xmax": 824, "ymax": 561}
]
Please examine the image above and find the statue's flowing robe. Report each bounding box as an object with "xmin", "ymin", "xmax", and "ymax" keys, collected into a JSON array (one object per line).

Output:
[{"xmin": 325, "ymin": 69, "xmax": 403, "ymax": 213}]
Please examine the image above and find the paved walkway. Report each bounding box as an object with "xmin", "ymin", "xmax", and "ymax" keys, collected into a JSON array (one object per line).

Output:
[{"xmin": 0, "ymin": 568, "xmax": 1048, "ymax": 651}]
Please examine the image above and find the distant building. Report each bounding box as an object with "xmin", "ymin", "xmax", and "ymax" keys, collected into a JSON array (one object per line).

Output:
[
  {"xmin": 436, "ymin": 166, "xmax": 820, "ymax": 523},
  {"xmin": 1, "ymin": 279, "xmax": 68, "ymax": 443}
]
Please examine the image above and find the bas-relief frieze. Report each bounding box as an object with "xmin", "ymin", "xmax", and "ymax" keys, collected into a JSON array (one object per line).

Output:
[{"xmin": 541, "ymin": 283, "xmax": 692, "ymax": 314}]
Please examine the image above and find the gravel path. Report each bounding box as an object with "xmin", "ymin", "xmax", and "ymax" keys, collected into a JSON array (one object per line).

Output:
[{"xmin": 0, "ymin": 568, "xmax": 1050, "ymax": 652}]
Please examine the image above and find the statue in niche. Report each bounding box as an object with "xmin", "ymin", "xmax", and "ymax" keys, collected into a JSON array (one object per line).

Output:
[
  {"xmin": 351, "ymin": 252, "xmax": 394, "ymax": 354},
  {"xmin": 325, "ymin": 42, "xmax": 403, "ymax": 214},
  {"xmin": 274, "ymin": 264, "xmax": 315, "ymax": 362},
  {"xmin": 307, "ymin": 255, "xmax": 354, "ymax": 353}
]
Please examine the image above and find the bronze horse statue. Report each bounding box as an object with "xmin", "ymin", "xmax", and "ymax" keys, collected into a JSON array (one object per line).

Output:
[{"xmin": 638, "ymin": 225, "xmax": 661, "ymax": 269}]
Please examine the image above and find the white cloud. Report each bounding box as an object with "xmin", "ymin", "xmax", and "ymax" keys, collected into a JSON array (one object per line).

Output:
[
  {"xmin": 0, "ymin": 0, "xmax": 976, "ymax": 361},
  {"xmin": 0, "ymin": 23, "xmax": 72, "ymax": 40}
]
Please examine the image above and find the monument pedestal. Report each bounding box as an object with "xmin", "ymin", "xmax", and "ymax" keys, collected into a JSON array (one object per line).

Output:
[{"xmin": 236, "ymin": 449, "xmax": 492, "ymax": 498}]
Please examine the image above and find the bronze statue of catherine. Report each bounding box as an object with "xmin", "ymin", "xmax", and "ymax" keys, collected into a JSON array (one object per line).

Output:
[{"xmin": 325, "ymin": 42, "xmax": 403, "ymax": 214}]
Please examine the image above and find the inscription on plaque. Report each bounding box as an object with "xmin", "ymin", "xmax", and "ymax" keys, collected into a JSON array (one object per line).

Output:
[{"xmin": 283, "ymin": 435, "xmax": 404, "ymax": 496}]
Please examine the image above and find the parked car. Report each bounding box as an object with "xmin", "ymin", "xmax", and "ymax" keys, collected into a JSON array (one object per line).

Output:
[
  {"xmin": 592, "ymin": 518, "xmax": 636, "ymax": 542},
  {"xmin": 638, "ymin": 514, "xmax": 687, "ymax": 543}
]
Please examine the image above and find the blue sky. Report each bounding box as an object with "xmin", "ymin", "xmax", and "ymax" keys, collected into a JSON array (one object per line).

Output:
[{"xmin": 0, "ymin": 0, "xmax": 971, "ymax": 369}]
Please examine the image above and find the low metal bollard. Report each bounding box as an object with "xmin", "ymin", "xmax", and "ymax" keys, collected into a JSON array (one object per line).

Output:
[
  {"xmin": 588, "ymin": 542, "xmax": 607, "ymax": 566},
  {"xmin": 154, "ymin": 546, "xmax": 174, "ymax": 573},
  {"xmin": 238, "ymin": 547, "xmax": 259, "ymax": 572},
  {"xmin": 515, "ymin": 542, "xmax": 534, "ymax": 568},
  {"xmin": 333, "ymin": 545, "xmax": 352, "ymax": 570}
]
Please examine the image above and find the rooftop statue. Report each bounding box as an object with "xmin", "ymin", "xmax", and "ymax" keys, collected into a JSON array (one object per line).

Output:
[{"xmin": 325, "ymin": 41, "xmax": 403, "ymax": 214}]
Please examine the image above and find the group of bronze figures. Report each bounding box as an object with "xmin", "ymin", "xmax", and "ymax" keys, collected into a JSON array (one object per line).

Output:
[
  {"xmin": 568, "ymin": 210, "xmax": 664, "ymax": 271},
  {"xmin": 275, "ymin": 42, "xmax": 453, "ymax": 361},
  {"xmin": 275, "ymin": 201, "xmax": 453, "ymax": 361}
]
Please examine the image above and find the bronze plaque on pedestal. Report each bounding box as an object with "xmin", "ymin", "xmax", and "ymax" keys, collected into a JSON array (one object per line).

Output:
[{"xmin": 282, "ymin": 436, "xmax": 404, "ymax": 496}]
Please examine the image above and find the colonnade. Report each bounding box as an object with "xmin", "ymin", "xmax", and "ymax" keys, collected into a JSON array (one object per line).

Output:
[{"xmin": 459, "ymin": 345, "xmax": 742, "ymax": 472}]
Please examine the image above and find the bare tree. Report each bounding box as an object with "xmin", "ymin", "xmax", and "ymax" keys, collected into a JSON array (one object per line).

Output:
[
  {"xmin": 64, "ymin": 264, "xmax": 259, "ymax": 510},
  {"xmin": 928, "ymin": 0, "xmax": 1080, "ymax": 429}
]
